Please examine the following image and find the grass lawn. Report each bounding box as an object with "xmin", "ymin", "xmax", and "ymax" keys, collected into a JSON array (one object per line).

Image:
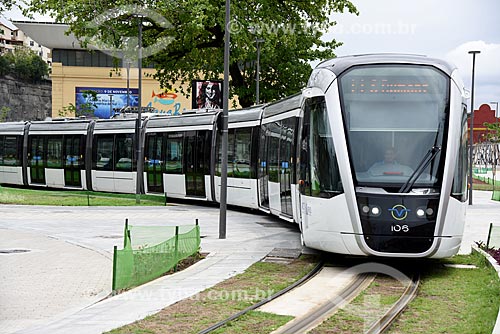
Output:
[{"xmin": 0, "ymin": 186, "xmax": 166, "ymax": 206}]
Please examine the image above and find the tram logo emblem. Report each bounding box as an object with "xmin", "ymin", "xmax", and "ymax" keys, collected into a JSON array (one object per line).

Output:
[{"xmin": 389, "ymin": 205, "xmax": 410, "ymax": 221}]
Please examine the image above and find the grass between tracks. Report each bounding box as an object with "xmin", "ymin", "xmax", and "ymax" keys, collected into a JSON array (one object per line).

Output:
[
  {"xmin": 386, "ymin": 252, "xmax": 500, "ymax": 334},
  {"xmin": 313, "ymin": 253, "xmax": 500, "ymax": 334},
  {"xmin": 105, "ymin": 256, "xmax": 317, "ymax": 334},
  {"xmin": 0, "ymin": 186, "xmax": 166, "ymax": 206},
  {"xmin": 105, "ymin": 252, "xmax": 499, "ymax": 334}
]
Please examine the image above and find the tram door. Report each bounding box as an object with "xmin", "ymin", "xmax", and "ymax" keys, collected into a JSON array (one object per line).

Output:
[
  {"xmin": 64, "ymin": 136, "xmax": 83, "ymax": 187},
  {"xmin": 145, "ymin": 134, "xmax": 164, "ymax": 193},
  {"xmin": 185, "ymin": 131, "xmax": 209, "ymax": 197},
  {"xmin": 258, "ymin": 125, "xmax": 269, "ymax": 209},
  {"xmin": 29, "ymin": 136, "xmax": 45, "ymax": 184},
  {"xmin": 280, "ymin": 119, "xmax": 294, "ymax": 217}
]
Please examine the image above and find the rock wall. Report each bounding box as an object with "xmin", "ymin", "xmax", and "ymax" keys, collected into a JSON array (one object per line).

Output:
[{"xmin": 0, "ymin": 76, "xmax": 51, "ymax": 122}]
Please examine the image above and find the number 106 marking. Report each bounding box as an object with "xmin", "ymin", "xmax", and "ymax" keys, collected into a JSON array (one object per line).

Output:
[{"xmin": 391, "ymin": 224, "xmax": 409, "ymax": 233}]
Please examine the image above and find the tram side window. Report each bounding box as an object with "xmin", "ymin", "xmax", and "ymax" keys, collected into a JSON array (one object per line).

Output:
[
  {"xmin": 215, "ymin": 130, "xmax": 235, "ymax": 176},
  {"xmin": 166, "ymin": 133, "xmax": 183, "ymax": 174},
  {"xmin": 299, "ymin": 97, "xmax": 343, "ymax": 198},
  {"xmin": 115, "ymin": 134, "xmax": 135, "ymax": 172},
  {"xmin": 47, "ymin": 137, "xmax": 63, "ymax": 168},
  {"xmin": 94, "ymin": 135, "xmax": 114, "ymax": 170},
  {"xmin": 0, "ymin": 135, "xmax": 21, "ymax": 166},
  {"xmin": 29, "ymin": 136, "xmax": 45, "ymax": 167},
  {"xmin": 452, "ymin": 105, "xmax": 468, "ymax": 202},
  {"xmin": 268, "ymin": 122, "xmax": 281, "ymax": 183},
  {"xmin": 233, "ymin": 128, "xmax": 252, "ymax": 178}
]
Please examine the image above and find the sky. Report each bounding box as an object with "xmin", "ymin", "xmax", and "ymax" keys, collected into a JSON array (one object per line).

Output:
[
  {"xmin": 327, "ymin": 0, "xmax": 500, "ymax": 113},
  {"xmin": 3, "ymin": 0, "xmax": 500, "ymax": 113}
]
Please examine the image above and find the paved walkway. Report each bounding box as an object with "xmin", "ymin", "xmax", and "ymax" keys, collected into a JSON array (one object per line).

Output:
[
  {"xmin": 0, "ymin": 191, "xmax": 498, "ymax": 334},
  {"xmin": 0, "ymin": 203, "xmax": 301, "ymax": 334}
]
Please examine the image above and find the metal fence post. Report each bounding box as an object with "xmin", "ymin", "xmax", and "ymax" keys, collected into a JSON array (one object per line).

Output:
[
  {"xmin": 124, "ymin": 218, "xmax": 129, "ymax": 248},
  {"xmin": 174, "ymin": 226, "xmax": 179, "ymax": 272},
  {"xmin": 112, "ymin": 245, "xmax": 117, "ymax": 291},
  {"xmin": 487, "ymin": 223, "xmax": 493, "ymax": 249}
]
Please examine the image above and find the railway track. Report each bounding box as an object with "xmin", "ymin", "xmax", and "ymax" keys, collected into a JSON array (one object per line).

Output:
[{"xmin": 198, "ymin": 260, "xmax": 420, "ymax": 334}]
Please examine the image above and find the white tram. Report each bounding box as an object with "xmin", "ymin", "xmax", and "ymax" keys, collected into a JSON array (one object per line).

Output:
[{"xmin": 0, "ymin": 54, "xmax": 468, "ymax": 258}]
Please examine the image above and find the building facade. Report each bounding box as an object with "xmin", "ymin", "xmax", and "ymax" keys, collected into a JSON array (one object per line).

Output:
[{"xmin": 468, "ymin": 104, "xmax": 500, "ymax": 144}]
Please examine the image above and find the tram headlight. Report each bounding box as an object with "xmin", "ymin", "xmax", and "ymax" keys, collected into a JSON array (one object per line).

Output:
[
  {"xmin": 371, "ymin": 206, "xmax": 381, "ymax": 216},
  {"xmin": 362, "ymin": 205, "xmax": 370, "ymax": 214},
  {"xmin": 416, "ymin": 208, "xmax": 426, "ymax": 218}
]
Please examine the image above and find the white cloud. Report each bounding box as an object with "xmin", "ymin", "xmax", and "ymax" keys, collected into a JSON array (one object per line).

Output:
[{"xmin": 446, "ymin": 41, "xmax": 500, "ymax": 108}]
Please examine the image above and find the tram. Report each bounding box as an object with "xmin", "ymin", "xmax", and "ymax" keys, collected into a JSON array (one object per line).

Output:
[{"xmin": 0, "ymin": 54, "xmax": 468, "ymax": 258}]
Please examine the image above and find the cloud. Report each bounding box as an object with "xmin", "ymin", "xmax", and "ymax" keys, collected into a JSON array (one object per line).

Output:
[{"xmin": 446, "ymin": 41, "xmax": 500, "ymax": 107}]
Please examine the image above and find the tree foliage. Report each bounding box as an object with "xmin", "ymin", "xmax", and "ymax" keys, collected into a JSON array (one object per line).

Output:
[
  {"xmin": 0, "ymin": 47, "xmax": 49, "ymax": 82},
  {"xmin": 0, "ymin": 0, "xmax": 15, "ymax": 12},
  {"xmin": 24, "ymin": 0, "xmax": 357, "ymax": 107},
  {"xmin": 484, "ymin": 122, "xmax": 500, "ymax": 143}
]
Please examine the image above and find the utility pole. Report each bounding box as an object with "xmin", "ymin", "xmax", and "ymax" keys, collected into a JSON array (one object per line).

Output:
[
  {"xmin": 468, "ymin": 50, "xmax": 480, "ymax": 205},
  {"xmin": 219, "ymin": 0, "xmax": 230, "ymax": 239}
]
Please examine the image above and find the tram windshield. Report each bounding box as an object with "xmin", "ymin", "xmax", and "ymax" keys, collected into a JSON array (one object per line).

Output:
[{"xmin": 339, "ymin": 65, "xmax": 449, "ymax": 190}]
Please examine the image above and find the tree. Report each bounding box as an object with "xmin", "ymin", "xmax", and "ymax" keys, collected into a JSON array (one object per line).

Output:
[
  {"xmin": 484, "ymin": 122, "xmax": 500, "ymax": 143},
  {"xmin": 0, "ymin": 47, "xmax": 49, "ymax": 82},
  {"xmin": 0, "ymin": 0, "xmax": 15, "ymax": 12},
  {"xmin": 24, "ymin": 0, "xmax": 357, "ymax": 107}
]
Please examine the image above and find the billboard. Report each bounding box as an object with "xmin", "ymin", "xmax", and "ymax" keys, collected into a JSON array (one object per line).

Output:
[
  {"xmin": 192, "ymin": 80, "xmax": 223, "ymax": 110},
  {"xmin": 75, "ymin": 87, "xmax": 139, "ymax": 119}
]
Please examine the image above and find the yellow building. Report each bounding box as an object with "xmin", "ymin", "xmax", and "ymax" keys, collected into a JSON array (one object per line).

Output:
[
  {"xmin": 15, "ymin": 22, "xmax": 227, "ymax": 119},
  {"xmin": 50, "ymin": 63, "xmax": 192, "ymax": 118}
]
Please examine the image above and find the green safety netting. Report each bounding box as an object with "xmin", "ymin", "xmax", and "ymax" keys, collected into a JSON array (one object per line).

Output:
[
  {"xmin": 493, "ymin": 190, "xmax": 500, "ymax": 202},
  {"xmin": 487, "ymin": 224, "xmax": 500, "ymax": 249},
  {"xmin": 472, "ymin": 172, "xmax": 499, "ymax": 201},
  {"xmin": 113, "ymin": 222, "xmax": 200, "ymax": 291}
]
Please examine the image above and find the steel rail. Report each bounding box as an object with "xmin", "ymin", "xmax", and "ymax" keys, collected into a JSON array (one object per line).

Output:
[
  {"xmin": 365, "ymin": 272, "xmax": 420, "ymax": 334},
  {"xmin": 273, "ymin": 273, "xmax": 374, "ymax": 334},
  {"xmin": 197, "ymin": 260, "xmax": 325, "ymax": 334}
]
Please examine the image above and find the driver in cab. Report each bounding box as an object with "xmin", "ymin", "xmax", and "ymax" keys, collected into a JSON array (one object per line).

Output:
[{"xmin": 368, "ymin": 147, "xmax": 413, "ymax": 177}]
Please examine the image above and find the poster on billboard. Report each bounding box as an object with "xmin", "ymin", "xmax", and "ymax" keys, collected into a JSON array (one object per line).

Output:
[
  {"xmin": 191, "ymin": 80, "xmax": 223, "ymax": 110},
  {"xmin": 75, "ymin": 87, "xmax": 139, "ymax": 119}
]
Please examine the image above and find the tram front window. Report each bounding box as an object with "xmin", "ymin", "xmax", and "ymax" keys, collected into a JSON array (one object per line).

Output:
[{"xmin": 339, "ymin": 65, "xmax": 450, "ymax": 190}]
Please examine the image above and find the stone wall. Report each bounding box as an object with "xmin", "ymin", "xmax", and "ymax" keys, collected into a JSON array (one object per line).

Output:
[{"xmin": 0, "ymin": 76, "xmax": 51, "ymax": 122}]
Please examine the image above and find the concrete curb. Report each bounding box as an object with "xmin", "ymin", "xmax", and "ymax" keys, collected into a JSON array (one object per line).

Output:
[{"xmin": 471, "ymin": 244, "xmax": 500, "ymax": 334}]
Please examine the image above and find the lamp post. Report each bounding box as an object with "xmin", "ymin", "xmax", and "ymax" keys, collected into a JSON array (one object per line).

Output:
[
  {"xmin": 219, "ymin": 0, "xmax": 230, "ymax": 239},
  {"xmin": 468, "ymin": 50, "xmax": 480, "ymax": 205},
  {"xmin": 492, "ymin": 102, "xmax": 499, "ymax": 126},
  {"xmin": 491, "ymin": 101, "xmax": 498, "ymax": 188},
  {"xmin": 255, "ymin": 38, "xmax": 264, "ymax": 105},
  {"xmin": 135, "ymin": 16, "xmax": 143, "ymax": 204},
  {"xmin": 108, "ymin": 94, "xmax": 113, "ymax": 119},
  {"xmin": 126, "ymin": 59, "xmax": 131, "ymax": 108}
]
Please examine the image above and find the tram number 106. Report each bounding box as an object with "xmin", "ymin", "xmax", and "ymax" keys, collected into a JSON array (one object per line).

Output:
[{"xmin": 391, "ymin": 224, "xmax": 410, "ymax": 233}]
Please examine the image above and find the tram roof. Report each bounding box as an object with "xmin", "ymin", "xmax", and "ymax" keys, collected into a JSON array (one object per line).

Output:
[
  {"xmin": 228, "ymin": 106, "xmax": 263, "ymax": 124},
  {"xmin": 29, "ymin": 119, "xmax": 92, "ymax": 132},
  {"xmin": 0, "ymin": 122, "xmax": 27, "ymax": 135},
  {"xmin": 262, "ymin": 93, "xmax": 301, "ymax": 118},
  {"xmin": 93, "ymin": 118, "xmax": 138, "ymax": 131},
  {"xmin": 316, "ymin": 53, "xmax": 456, "ymax": 76},
  {"xmin": 146, "ymin": 111, "xmax": 219, "ymax": 130}
]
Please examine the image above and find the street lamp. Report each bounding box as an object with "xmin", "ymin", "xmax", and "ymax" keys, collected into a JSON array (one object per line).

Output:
[
  {"xmin": 135, "ymin": 16, "xmax": 144, "ymax": 204},
  {"xmin": 491, "ymin": 102, "xmax": 499, "ymax": 125},
  {"xmin": 491, "ymin": 101, "xmax": 498, "ymax": 189},
  {"xmin": 108, "ymin": 94, "xmax": 113, "ymax": 119},
  {"xmin": 468, "ymin": 50, "xmax": 480, "ymax": 205},
  {"xmin": 255, "ymin": 38, "xmax": 264, "ymax": 105},
  {"xmin": 219, "ymin": 0, "xmax": 230, "ymax": 239}
]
